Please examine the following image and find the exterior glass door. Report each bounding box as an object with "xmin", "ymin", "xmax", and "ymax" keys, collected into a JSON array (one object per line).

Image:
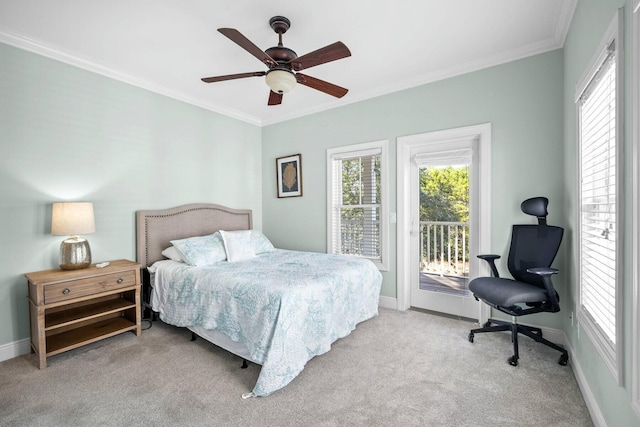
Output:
[
  {"xmin": 419, "ymin": 164, "xmax": 470, "ymax": 297},
  {"xmin": 409, "ymin": 141, "xmax": 480, "ymax": 319}
]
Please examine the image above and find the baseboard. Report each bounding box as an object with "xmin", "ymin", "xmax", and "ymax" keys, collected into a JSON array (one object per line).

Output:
[
  {"xmin": 378, "ymin": 295, "xmax": 397, "ymax": 309},
  {"xmin": 0, "ymin": 338, "xmax": 31, "ymax": 363},
  {"xmin": 498, "ymin": 325, "xmax": 607, "ymax": 426},
  {"xmin": 537, "ymin": 325, "xmax": 565, "ymax": 346},
  {"xmin": 563, "ymin": 332, "xmax": 608, "ymax": 427},
  {"xmin": 457, "ymin": 318, "xmax": 607, "ymax": 425}
]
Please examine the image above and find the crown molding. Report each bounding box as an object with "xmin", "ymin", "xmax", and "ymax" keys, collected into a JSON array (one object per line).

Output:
[
  {"xmin": 263, "ymin": 36, "xmax": 563, "ymax": 126},
  {"xmin": 554, "ymin": 0, "xmax": 578, "ymax": 47},
  {"xmin": 0, "ymin": 25, "xmax": 262, "ymax": 126}
]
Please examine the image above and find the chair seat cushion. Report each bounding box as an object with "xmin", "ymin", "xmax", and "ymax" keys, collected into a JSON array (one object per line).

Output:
[{"xmin": 469, "ymin": 277, "xmax": 547, "ymax": 307}]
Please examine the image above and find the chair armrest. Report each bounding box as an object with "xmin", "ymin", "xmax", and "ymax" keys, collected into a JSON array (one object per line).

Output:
[
  {"xmin": 477, "ymin": 254, "xmax": 500, "ymax": 277},
  {"xmin": 527, "ymin": 267, "xmax": 558, "ymax": 276},
  {"xmin": 527, "ymin": 267, "xmax": 560, "ymax": 312},
  {"xmin": 478, "ymin": 254, "xmax": 500, "ymax": 261}
]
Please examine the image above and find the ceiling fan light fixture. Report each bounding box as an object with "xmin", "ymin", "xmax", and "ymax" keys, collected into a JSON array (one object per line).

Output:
[{"xmin": 265, "ymin": 69, "xmax": 296, "ymax": 94}]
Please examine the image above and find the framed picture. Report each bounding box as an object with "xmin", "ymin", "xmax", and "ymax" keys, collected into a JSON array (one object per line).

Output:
[{"xmin": 276, "ymin": 154, "xmax": 302, "ymax": 198}]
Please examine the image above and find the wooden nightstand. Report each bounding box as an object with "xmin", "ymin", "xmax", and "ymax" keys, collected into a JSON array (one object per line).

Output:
[{"xmin": 25, "ymin": 259, "xmax": 142, "ymax": 369}]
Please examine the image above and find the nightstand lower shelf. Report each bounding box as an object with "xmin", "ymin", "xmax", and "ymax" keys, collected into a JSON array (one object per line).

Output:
[
  {"xmin": 46, "ymin": 316, "xmax": 137, "ymax": 356},
  {"xmin": 45, "ymin": 292, "xmax": 137, "ymax": 330}
]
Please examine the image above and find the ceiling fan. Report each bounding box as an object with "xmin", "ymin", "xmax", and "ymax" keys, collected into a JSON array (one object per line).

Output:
[{"xmin": 201, "ymin": 16, "xmax": 351, "ymax": 106}]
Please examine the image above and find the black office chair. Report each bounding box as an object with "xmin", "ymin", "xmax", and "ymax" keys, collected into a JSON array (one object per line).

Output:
[{"xmin": 468, "ymin": 197, "xmax": 569, "ymax": 366}]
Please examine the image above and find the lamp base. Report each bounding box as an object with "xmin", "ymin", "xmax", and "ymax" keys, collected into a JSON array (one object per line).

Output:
[{"xmin": 59, "ymin": 237, "xmax": 92, "ymax": 270}]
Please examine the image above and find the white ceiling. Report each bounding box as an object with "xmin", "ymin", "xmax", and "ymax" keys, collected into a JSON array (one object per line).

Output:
[{"xmin": 0, "ymin": 0, "xmax": 576, "ymax": 126}]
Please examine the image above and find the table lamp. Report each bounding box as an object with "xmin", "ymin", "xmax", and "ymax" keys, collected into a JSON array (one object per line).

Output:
[{"xmin": 51, "ymin": 202, "xmax": 95, "ymax": 270}]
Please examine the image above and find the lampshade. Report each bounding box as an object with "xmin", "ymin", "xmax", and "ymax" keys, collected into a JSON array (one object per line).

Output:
[
  {"xmin": 265, "ymin": 69, "xmax": 296, "ymax": 94},
  {"xmin": 51, "ymin": 202, "xmax": 95, "ymax": 236},
  {"xmin": 51, "ymin": 202, "xmax": 95, "ymax": 270}
]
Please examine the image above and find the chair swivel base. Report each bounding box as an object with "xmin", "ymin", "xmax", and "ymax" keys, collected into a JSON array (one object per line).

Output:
[{"xmin": 468, "ymin": 318, "xmax": 569, "ymax": 366}]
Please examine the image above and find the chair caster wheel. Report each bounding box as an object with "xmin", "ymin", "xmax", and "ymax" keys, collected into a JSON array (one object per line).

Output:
[
  {"xmin": 468, "ymin": 332, "xmax": 474, "ymax": 343},
  {"xmin": 508, "ymin": 356, "xmax": 519, "ymax": 366},
  {"xmin": 558, "ymin": 353, "xmax": 568, "ymax": 366},
  {"xmin": 483, "ymin": 321, "xmax": 492, "ymax": 328}
]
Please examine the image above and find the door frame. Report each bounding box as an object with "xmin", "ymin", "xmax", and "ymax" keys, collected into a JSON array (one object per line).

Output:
[{"xmin": 397, "ymin": 123, "xmax": 492, "ymax": 323}]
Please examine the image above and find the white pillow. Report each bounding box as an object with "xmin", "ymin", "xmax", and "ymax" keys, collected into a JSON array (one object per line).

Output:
[
  {"xmin": 170, "ymin": 232, "xmax": 227, "ymax": 266},
  {"xmin": 161, "ymin": 246, "xmax": 185, "ymax": 262},
  {"xmin": 251, "ymin": 230, "xmax": 276, "ymax": 254},
  {"xmin": 219, "ymin": 230, "xmax": 256, "ymax": 262}
]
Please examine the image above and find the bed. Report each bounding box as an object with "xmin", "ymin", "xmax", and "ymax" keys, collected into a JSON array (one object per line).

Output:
[{"xmin": 136, "ymin": 203, "xmax": 382, "ymax": 397}]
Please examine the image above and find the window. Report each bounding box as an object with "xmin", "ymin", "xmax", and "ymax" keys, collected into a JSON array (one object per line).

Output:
[
  {"xmin": 327, "ymin": 140, "xmax": 389, "ymax": 270},
  {"xmin": 576, "ymin": 11, "xmax": 624, "ymax": 383}
]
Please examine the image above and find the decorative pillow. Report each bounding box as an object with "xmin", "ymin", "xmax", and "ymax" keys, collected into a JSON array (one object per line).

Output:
[
  {"xmin": 161, "ymin": 246, "xmax": 185, "ymax": 262},
  {"xmin": 219, "ymin": 230, "xmax": 256, "ymax": 262},
  {"xmin": 251, "ymin": 230, "xmax": 276, "ymax": 254},
  {"xmin": 170, "ymin": 232, "xmax": 227, "ymax": 266}
]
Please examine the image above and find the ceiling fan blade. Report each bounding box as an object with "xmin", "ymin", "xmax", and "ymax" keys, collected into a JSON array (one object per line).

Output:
[
  {"xmin": 201, "ymin": 71, "xmax": 266, "ymax": 83},
  {"xmin": 218, "ymin": 28, "xmax": 277, "ymax": 67},
  {"xmin": 288, "ymin": 41, "xmax": 351, "ymax": 71},
  {"xmin": 268, "ymin": 91, "xmax": 283, "ymax": 105},
  {"xmin": 296, "ymin": 73, "xmax": 348, "ymax": 98}
]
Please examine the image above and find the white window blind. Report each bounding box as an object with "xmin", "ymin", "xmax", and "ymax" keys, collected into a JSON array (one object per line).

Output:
[
  {"xmin": 329, "ymin": 148, "xmax": 382, "ymax": 262},
  {"xmin": 413, "ymin": 148, "xmax": 472, "ymax": 167},
  {"xmin": 579, "ymin": 43, "xmax": 618, "ymax": 345}
]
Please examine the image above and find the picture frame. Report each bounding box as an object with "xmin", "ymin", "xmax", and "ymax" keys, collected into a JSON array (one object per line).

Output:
[{"xmin": 276, "ymin": 154, "xmax": 303, "ymax": 198}]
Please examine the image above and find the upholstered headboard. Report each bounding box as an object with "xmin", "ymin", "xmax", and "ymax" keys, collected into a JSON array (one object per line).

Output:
[{"xmin": 136, "ymin": 203, "xmax": 253, "ymax": 268}]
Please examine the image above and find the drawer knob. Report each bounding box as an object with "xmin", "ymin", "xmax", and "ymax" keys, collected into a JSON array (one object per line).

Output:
[
  {"xmin": 117, "ymin": 278, "xmax": 123, "ymax": 284},
  {"xmin": 62, "ymin": 288, "xmax": 71, "ymax": 295}
]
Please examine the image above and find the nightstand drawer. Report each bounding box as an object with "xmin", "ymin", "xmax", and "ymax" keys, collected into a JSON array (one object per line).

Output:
[{"xmin": 44, "ymin": 270, "xmax": 137, "ymax": 304}]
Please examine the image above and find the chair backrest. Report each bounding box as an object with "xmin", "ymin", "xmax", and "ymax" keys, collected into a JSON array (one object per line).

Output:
[
  {"xmin": 507, "ymin": 197, "xmax": 564, "ymax": 288},
  {"xmin": 507, "ymin": 224, "xmax": 563, "ymax": 288}
]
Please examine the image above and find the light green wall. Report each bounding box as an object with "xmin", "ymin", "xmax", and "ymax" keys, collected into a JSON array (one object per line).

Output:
[
  {"xmin": 3, "ymin": 4, "xmax": 640, "ymax": 423},
  {"xmin": 262, "ymin": 49, "xmax": 566, "ymax": 327},
  {"xmin": 562, "ymin": 1, "xmax": 639, "ymax": 426},
  {"xmin": 0, "ymin": 43, "xmax": 262, "ymax": 346}
]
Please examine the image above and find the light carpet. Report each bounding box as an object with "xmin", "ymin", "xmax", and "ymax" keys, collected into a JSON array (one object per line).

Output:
[{"xmin": 0, "ymin": 308, "xmax": 592, "ymax": 426}]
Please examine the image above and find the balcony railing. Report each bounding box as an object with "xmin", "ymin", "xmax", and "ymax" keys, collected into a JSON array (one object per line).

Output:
[{"xmin": 420, "ymin": 221, "xmax": 469, "ymax": 278}]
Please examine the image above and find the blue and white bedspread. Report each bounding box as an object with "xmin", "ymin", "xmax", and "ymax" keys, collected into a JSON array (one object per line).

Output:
[{"xmin": 149, "ymin": 249, "xmax": 382, "ymax": 397}]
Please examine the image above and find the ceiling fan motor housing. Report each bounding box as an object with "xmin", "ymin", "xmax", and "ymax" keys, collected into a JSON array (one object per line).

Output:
[
  {"xmin": 265, "ymin": 46, "xmax": 298, "ymax": 64},
  {"xmin": 266, "ymin": 16, "xmax": 297, "ymax": 66}
]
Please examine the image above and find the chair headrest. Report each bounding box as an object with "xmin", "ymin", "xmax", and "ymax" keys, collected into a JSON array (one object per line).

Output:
[{"xmin": 521, "ymin": 197, "xmax": 549, "ymax": 225}]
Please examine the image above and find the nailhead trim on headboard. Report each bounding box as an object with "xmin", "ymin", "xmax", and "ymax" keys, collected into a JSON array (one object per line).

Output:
[{"xmin": 136, "ymin": 204, "xmax": 253, "ymax": 268}]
